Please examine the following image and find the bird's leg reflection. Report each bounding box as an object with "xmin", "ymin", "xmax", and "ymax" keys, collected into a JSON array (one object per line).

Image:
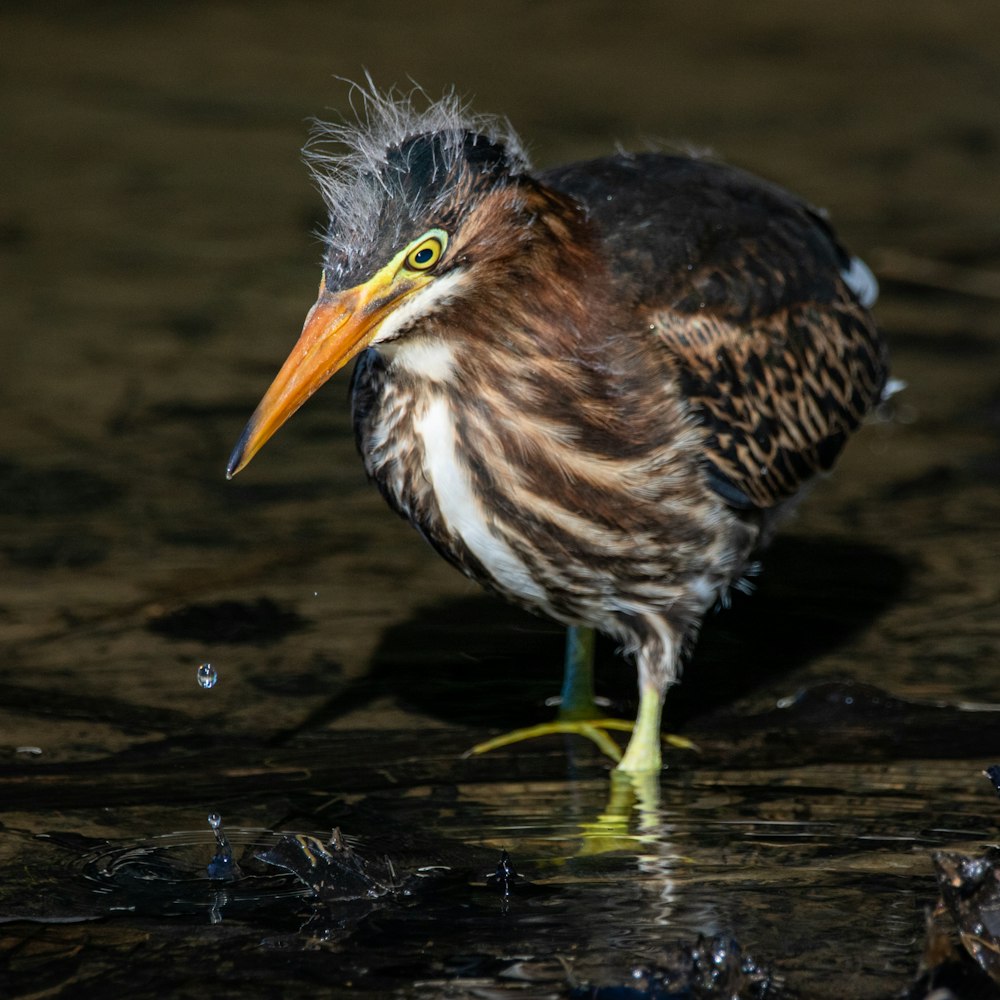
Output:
[
  {"xmin": 579, "ymin": 773, "xmax": 687, "ymax": 934},
  {"xmin": 577, "ymin": 769, "xmax": 664, "ymax": 854}
]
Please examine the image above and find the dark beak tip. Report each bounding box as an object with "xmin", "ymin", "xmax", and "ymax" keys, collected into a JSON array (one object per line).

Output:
[{"xmin": 225, "ymin": 421, "xmax": 254, "ymax": 480}]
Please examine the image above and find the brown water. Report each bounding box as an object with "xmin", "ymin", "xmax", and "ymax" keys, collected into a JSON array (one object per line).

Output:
[{"xmin": 2, "ymin": 3, "xmax": 1000, "ymax": 997}]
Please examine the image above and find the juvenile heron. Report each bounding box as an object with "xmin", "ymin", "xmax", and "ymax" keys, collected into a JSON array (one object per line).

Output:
[{"xmin": 227, "ymin": 88, "xmax": 888, "ymax": 773}]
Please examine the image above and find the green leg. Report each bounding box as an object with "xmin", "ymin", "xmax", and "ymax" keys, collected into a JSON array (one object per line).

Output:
[
  {"xmin": 615, "ymin": 679, "xmax": 665, "ymax": 773},
  {"xmin": 467, "ymin": 625, "xmax": 627, "ymax": 761},
  {"xmin": 557, "ymin": 625, "xmax": 597, "ymax": 720},
  {"xmin": 464, "ymin": 625, "xmax": 696, "ymax": 765}
]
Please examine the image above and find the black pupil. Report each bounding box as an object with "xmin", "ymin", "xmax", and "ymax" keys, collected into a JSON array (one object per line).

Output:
[{"xmin": 413, "ymin": 246, "xmax": 434, "ymax": 265}]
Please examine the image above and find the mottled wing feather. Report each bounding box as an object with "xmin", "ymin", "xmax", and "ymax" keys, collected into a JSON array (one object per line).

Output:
[
  {"xmin": 651, "ymin": 297, "xmax": 885, "ymax": 509},
  {"xmin": 543, "ymin": 153, "xmax": 889, "ymax": 510}
]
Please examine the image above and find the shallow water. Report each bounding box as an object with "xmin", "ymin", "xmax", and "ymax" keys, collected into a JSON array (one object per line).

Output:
[{"xmin": 2, "ymin": 2, "xmax": 1000, "ymax": 997}]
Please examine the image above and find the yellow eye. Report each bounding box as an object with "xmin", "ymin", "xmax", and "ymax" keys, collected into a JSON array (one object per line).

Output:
[{"xmin": 404, "ymin": 231, "xmax": 447, "ymax": 272}]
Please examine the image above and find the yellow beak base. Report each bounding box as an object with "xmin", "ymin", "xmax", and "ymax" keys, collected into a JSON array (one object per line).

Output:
[{"xmin": 226, "ymin": 274, "xmax": 416, "ymax": 479}]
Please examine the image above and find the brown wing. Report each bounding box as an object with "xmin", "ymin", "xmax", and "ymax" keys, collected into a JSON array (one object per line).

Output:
[
  {"xmin": 650, "ymin": 295, "xmax": 885, "ymax": 509},
  {"xmin": 543, "ymin": 152, "xmax": 889, "ymax": 510}
]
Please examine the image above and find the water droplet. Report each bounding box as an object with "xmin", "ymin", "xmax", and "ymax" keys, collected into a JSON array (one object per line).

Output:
[
  {"xmin": 197, "ymin": 662, "xmax": 217, "ymax": 689},
  {"xmin": 206, "ymin": 811, "xmax": 242, "ymax": 881}
]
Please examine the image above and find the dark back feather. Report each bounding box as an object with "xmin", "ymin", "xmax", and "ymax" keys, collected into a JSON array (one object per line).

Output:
[{"xmin": 544, "ymin": 153, "xmax": 889, "ymax": 510}]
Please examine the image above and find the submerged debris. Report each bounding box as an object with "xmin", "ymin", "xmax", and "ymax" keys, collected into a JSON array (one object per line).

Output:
[
  {"xmin": 905, "ymin": 892, "xmax": 1000, "ymax": 1000},
  {"xmin": 985, "ymin": 766, "xmax": 1000, "ymax": 799},
  {"xmin": 904, "ymin": 767, "xmax": 1000, "ymax": 999},
  {"xmin": 570, "ymin": 935, "xmax": 784, "ymax": 999},
  {"xmin": 255, "ymin": 828, "xmax": 396, "ymax": 901},
  {"xmin": 908, "ymin": 847, "xmax": 1000, "ymax": 999},
  {"xmin": 933, "ymin": 848, "xmax": 1000, "ymax": 985}
]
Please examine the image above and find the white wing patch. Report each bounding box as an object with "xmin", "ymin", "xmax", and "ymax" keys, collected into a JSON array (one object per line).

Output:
[
  {"xmin": 413, "ymin": 396, "xmax": 547, "ymax": 603},
  {"xmin": 841, "ymin": 256, "xmax": 879, "ymax": 308}
]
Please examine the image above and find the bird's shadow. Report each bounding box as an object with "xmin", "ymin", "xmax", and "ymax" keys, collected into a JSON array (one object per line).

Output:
[{"xmin": 273, "ymin": 535, "xmax": 910, "ymax": 741}]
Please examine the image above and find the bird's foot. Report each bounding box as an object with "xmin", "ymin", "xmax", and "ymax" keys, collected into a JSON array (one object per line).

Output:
[{"xmin": 464, "ymin": 719, "xmax": 696, "ymax": 764}]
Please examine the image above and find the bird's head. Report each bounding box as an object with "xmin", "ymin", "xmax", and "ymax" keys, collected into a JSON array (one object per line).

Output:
[{"xmin": 226, "ymin": 86, "xmax": 533, "ymax": 478}]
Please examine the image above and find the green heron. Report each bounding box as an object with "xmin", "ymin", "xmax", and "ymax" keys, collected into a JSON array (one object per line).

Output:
[{"xmin": 227, "ymin": 88, "xmax": 888, "ymax": 774}]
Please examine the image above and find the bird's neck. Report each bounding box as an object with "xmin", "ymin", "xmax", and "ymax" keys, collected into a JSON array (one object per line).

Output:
[{"xmin": 352, "ymin": 180, "xmax": 665, "ymax": 529}]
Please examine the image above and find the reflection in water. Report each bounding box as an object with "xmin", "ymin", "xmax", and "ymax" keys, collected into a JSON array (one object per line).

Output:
[{"xmin": 7, "ymin": 751, "xmax": 998, "ymax": 995}]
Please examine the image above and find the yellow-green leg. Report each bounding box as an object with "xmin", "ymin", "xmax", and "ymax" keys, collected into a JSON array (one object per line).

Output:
[
  {"xmin": 616, "ymin": 680, "xmax": 665, "ymax": 773},
  {"xmin": 466, "ymin": 626, "xmax": 693, "ymax": 766}
]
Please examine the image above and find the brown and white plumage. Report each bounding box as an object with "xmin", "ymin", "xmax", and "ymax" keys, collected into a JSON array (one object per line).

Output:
[{"xmin": 228, "ymin": 86, "xmax": 889, "ymax": 773}]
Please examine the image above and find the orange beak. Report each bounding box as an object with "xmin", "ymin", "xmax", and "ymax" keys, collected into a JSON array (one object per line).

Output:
[{"xmin": 227, "ymin": 271, "xmax": 424, "ymax": 479}]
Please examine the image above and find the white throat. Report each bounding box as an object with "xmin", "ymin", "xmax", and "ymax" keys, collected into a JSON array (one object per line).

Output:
[
  {"xmin": 412, "ymin": 396, "xmax": 547, "ymax": 604},
  {"xmin": 371, "ymin": 269, "xmax": 468, "ymax": 352},
  {"xmin": 384, "ymin": 338, "xmax": 458, "ymax": 382}
]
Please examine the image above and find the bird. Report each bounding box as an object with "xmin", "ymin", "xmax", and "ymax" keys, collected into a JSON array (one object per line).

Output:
[{"xmin": 227, "ymin": 85, "xmax": 889, "ymax": 774}]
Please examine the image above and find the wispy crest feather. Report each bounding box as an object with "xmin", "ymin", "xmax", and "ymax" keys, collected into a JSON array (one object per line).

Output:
[{"xmin": 305, "ymin": 80, "xmax": 530, "ymax": 270}]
